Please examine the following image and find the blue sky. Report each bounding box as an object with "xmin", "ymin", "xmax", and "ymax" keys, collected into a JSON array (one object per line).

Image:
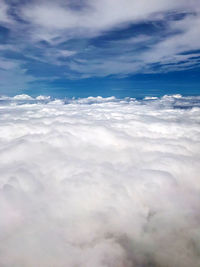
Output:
[{"xmin": 0, "ymin": 0, "xmax": 200, "ymax": 97}]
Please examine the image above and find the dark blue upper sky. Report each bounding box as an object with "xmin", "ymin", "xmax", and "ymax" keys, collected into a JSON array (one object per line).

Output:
[{"xmin": 0, "ymin": 0, "xmax": 200, "ymax": 97}]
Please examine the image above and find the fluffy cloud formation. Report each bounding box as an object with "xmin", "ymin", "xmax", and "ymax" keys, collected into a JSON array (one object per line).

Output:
[{"xmin": 0, "ymin": 95, "xmax": 200, "ymax": 266}]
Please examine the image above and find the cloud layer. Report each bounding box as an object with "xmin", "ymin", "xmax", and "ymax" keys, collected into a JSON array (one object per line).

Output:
[{"xmin": 0, "ymin": 95, "xmax": 200, "ymax": 266}]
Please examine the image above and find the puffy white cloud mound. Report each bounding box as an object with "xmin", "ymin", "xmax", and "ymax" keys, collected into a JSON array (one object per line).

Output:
[
  {"xmin": 13, "ymin": 94, "xmax": 34, "ymax": 100},
  {"xmin": 35, "ymin": 95, "xmax": 51, "ymax": 100},
  {"xmin": 0, "ymin": 96, "xmax": 200, "ymax": 267}
]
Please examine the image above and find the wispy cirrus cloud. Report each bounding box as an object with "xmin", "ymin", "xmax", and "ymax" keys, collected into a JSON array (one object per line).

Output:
[
  {"xmin": 0, "ymin": 0, "xmax": 11, "ymax": 24},
  {"xmin": 0, "ymin": 0, "xmax": 200, "ymax": 93}
]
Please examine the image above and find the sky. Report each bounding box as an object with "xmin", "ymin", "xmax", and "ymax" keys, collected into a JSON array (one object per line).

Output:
[
  {"xmin": 1, "ymin": 1, "xmax": 200, "ymax": 264},
  {"xmin": 0, "ymin": 0, "xmax": 200, "ymax": 97}
]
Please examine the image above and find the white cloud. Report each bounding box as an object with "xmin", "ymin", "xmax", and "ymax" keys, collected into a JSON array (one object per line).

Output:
[
  {"xmin": 139, "ymin": 14, "xmax": 200, "ymax": 65},
  {"xmin": 0, "ymin": 96, "xmax": 200, "ymax": 266},
  {"xmin": 13, "ymin": 94, "xmax": 34, "ymax": 100},
  {"xmin": 0, "ymin": 0, "xmax": 11, "ymax": 23},
  {"xmin": 21, "ymin": 0, "xmax": 197, "ymax": 33},
  {"xmin": 35, "ymin": 95, "xmax": 51, "ymax": 100},
  {"xmin": 43, "ymin": 49, "xmax": 77, "ymax": 64}
]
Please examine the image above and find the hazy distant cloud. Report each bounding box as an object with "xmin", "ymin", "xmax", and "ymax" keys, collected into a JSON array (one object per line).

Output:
[{"xmin": 0, "ymin": 57, "xmax": 38, "ymax": 94}]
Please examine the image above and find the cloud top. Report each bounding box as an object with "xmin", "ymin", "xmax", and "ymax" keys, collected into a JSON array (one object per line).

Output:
[{"xmin": 0, "ymin": 95, "xmax": 200, "ymax": 266}]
